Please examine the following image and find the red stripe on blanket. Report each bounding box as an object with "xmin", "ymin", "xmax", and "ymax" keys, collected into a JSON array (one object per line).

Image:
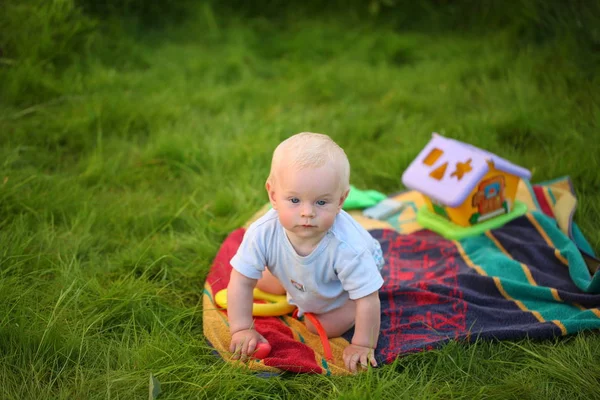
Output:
[
  {"xmin": 206, "ymin": 228, "xmax": 245, "ymax": 293},
  {"xmin": 533, "ymin": 186, "xmax": 554, "ymax": 218},
  {"xmin": 376, "ymin": 229, "xmax": 467, "ymax": 363},
  {"xmin": 257, "ymin": 317, "xmax": 323, "ymax": 373}
]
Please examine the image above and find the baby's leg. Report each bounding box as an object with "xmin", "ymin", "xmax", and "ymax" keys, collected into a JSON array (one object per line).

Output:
[
  {"xmin": 255, "ymin": 268, "xmax": 286, "ymax": 295},
  {"xmin": 305, "ymin": 300, "xmax": 356, "ymax": 338}
]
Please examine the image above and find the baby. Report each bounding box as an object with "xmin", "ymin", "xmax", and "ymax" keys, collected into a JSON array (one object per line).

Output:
[{"xmin": 226, "ymin": 132, "xmax": 385, "ymax": 372}]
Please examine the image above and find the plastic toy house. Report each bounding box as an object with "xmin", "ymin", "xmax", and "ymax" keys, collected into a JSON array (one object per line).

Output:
[{"xmin": 401, "ymin": 133, "xmax": 532, "ymax": 239}]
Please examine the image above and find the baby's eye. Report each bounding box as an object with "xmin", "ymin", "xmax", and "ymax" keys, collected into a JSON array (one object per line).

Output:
[
  {"xmin": 316, "ymin": 200, "xmax": 327, "ymax": 206},
  {"xmin": 290, "ymin": 198, "xmax": 300, "ymax": 204}
]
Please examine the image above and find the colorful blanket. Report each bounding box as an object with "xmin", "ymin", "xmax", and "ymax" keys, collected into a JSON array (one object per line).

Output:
[{"xmin": 202, "ymin": 177, "xmax": 600, "ymax": 375}]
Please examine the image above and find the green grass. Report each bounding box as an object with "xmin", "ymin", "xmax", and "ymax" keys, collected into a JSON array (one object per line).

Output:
[{"xmin": 1, "ymin": 1, "xmax": 600, "ymax": 398}]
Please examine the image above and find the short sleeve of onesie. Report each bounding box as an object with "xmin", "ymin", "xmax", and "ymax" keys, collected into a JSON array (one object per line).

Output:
[
  {"xmin": 229, "ymin": 228, "xmax": 267, "ymax": 280},
  {"xmin": 334, "ymin": 247, "xmax": 384, "ymax": 300}
]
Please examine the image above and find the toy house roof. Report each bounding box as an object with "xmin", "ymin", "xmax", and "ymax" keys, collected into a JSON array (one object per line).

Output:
[{"xmin": 401, "ymin": 133, "xmax": 532, "ymax": 208}]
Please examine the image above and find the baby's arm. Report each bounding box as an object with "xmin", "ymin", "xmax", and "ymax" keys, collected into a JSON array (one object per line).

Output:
[
  {"xmin": 227, "ymin": 269, "xmax": 268, "ymax": 360},
  {"xmin": 343, "ymin": 290, "xmax": 380, "ymax": 373}
]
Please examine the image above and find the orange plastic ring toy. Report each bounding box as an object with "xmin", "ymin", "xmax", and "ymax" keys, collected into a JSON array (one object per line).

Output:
[{"xmin": 214, "ymin": 288, "xmax": 296, "ymax": 317}]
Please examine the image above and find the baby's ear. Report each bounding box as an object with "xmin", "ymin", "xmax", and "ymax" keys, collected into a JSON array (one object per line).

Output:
[
  {"xmin": 265, "ymin": 181, "xmax": 277, "ymax": 209},
  {"xmin": 338, "ymin": 188, "xmax": 350, "ymax": 210}
]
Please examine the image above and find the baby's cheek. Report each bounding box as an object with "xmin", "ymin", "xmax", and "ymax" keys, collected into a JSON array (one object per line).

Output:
[
  {"xmin": 279, "ymin": 211, "xmax": 295, "ymax": 227},
  {"xmin": 321, "ymin": 212, "xmax": 337, "ymax": 227}
]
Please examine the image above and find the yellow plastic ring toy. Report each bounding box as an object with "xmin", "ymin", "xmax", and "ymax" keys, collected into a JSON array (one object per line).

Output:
[{"xmin": 214, "ymin": 288, "xmax": 296, "ymax": 317}]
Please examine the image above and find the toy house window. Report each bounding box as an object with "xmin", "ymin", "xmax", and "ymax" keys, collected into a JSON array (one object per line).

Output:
[
  {"xmin": 429, "ymin": 162, "xmax": 448, "ymax": 181},
  {"xmin": 450, "ymin": 159, "xmax": 473, "ymax": 180},
  {"xmin": 423, "ymin": 148, "xmax": 443, "ymax": 166}
]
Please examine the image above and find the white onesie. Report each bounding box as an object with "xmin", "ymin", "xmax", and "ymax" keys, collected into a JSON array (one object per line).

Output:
[{"xmin": 230, "ymin": 208, "xmax": 385, "ymax": 315}]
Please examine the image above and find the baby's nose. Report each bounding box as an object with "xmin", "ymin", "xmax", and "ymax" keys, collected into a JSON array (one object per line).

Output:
[{"xmin": 301, "ymin": 204, "xmax": 315, "ymax": 217}]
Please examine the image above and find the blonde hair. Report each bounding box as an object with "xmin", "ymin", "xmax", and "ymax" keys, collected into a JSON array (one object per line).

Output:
[{"xmin": 267, "ymin": 132, "xmax": 350, "ymax": 191}]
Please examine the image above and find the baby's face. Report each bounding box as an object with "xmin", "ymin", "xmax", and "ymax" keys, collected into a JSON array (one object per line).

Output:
[{"xmin": 268, "ymin": 163, "xmax": 346, "ymax": 247}]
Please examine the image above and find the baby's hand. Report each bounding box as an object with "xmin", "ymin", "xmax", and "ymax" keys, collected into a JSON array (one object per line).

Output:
[
  {"xmin": 229, "ymin": 329, "xmax": 268, "ymax": 361},
  {"xmin": 343, "ymin": 343, "xmax": 377, "ymax": 373}
]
